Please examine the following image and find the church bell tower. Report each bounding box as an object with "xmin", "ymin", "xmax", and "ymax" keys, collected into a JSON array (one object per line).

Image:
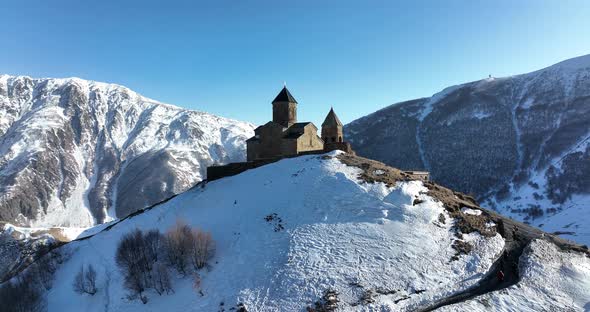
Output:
[
  {"xmin": 272, "ymin": 86, "xmax": 297, "ymax": 127},
  {"xmin": 322, "ymin": 107, "xmax": 343, "ymax": 143}
]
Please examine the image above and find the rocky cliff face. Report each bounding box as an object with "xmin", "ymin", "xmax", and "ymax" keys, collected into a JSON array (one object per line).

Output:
[
  {"xmin": 345, "ymin": 55, "xmax": 590, "ymax": 244},
  {"xmin": 0, "ymin": 75, "xmax": 254, "ymax": 227}
]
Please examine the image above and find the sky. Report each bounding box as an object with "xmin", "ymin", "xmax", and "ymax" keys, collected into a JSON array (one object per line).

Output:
[{"xmin": 1, "ymin": 0, "xmax": 590, "ymax": 126}]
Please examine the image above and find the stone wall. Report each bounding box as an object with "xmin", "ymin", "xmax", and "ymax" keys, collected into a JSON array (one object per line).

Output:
[
  {"xmin": 207, "ymin": 158, "xmax": 278, "ymax": 181},
  {"xmin": 208, "ymin": 151, "xmax": 325, "ymax": 181},
  {"xmin": 324, "ymin": 142, "xmax": 355, "ymax": 155},
  {"xmin": 209, "ymin": 143, "xmax": 357, "ymax": 181},
  {"xmin": 296, "ymin": 127, "xmax": 324, "ymax": 153}
]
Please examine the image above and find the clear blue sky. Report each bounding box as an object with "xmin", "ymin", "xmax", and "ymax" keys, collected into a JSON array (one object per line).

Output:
[{"xmin": 1, "ymin": 1, "xmax": 589, "ymax": 126}]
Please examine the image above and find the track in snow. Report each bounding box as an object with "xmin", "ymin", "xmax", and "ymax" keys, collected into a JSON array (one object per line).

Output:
[{"xmin": 416, "ymin": 218, "xmax": 541, "ymax": 311}]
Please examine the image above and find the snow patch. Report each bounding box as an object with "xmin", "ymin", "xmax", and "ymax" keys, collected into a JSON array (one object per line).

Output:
[{"xmin": 461, "ymin": 207, "xmax": 482, "ymax": 216}]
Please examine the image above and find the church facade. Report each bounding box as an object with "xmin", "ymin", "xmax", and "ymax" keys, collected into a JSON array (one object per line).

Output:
[{"xmin": 246, "ymin": 87, "xmax": 353, "ymax": 161}]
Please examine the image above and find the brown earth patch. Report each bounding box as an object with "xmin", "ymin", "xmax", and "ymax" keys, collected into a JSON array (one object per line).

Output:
[
  {"xmin": 335, "ymin": 153, "xmax": 496, "ymax": 237},
  {"xmin": 451, "ymin": 240, "xmax": 473, "ymax": 261},
  {"xmin": 335, "ymin": 153, "xmax": 406, "ymax": 186}
]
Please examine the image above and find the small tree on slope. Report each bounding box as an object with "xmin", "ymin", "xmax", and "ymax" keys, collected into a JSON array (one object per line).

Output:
[
  {"xmin": 115, "ymin": 228, "xmax": 172, "ymax": 303},
  {"xmin": 115, "ymin": 229, "xmax": 151, "ymax": 303},
  {"xmin": 164, "ymin": 220, "xmax": 195, "ymax": 275},
  {"xmin": 72, "ymin": 264, "xmax": 98, "ymax": 295},
  {"xmin": 190, "ymin": 229, "xmax": 215, "ymax": 270}
]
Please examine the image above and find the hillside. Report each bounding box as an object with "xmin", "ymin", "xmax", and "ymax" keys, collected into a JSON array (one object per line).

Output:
[
  {"xmin": 345, "ymin": 54, "xmax": 590, "ymax": 246},
  {"xmin": 0, "ymin": 75, "xmax": 254, "ymax": 228},
  {"xmin": 5, "ymin": 152, "xmax": 588, "ymax": 311}
]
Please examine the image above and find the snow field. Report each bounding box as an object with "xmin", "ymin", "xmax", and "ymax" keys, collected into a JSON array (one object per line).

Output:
[{"xmin": 45, "ymin": 152, "xmax": 504, "ymax": 311}]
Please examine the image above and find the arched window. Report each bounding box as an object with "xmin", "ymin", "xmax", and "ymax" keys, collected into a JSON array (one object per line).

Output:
[
  {"xmin": 339, "ymin": 136, "xmax": 342, "ymax": 142},
  {"xmin": 331, "ymin": 137, "xmax": 336, "ymax": 142}
]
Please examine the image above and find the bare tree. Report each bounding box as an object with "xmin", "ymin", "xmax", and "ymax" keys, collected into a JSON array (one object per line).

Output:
[
  {"xmin": 73, "ymin": 264, "xmax": 98, "ymax": 295},
  {"xmin": 145, "ymin": 229, "xmax": 163, "ymax": 263},
  {"xmin": 86, "ymin": 264, "xmax": 97, "ymax": 295},
  {"xmin": 73, "ymin": 265, "xmax": 85, "ymax": 294},
  {"xmin": 114, "ymin": 223, "xmax": 215, "ymax": 302},
  {"xmin": 116, "ymin": 228, "xmax": 171, "ymax": 302},
  {"xmin": 116, "ymin": 229, "xmax": 149, "ymax": 302},
  {"xmin": 153, "ymin": 263, "xmax": 173, "ymax": 295},
  {"xmin": 122, "ymin": 270, "xmax": 148, "ymax": 304},
  {"xmin": 164, "ymin": 220, "xmax": 195, "ymax": 275},
  {"xmin": 190, "ymin": 229, "xmax": 215, "ymax": 270}
]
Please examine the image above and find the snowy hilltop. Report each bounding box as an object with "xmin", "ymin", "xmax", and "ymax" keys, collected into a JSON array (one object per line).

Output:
[
  {"xmin": 4, "ymin": 152, "xmax": 588, "ymax": 311},
  {"xmin": 0, "ymin": 75, "xmax": 255, "ymax": 228},
  {"xmin": 345, "ymin": 54, "xmax": 590, "ymax": 246}
]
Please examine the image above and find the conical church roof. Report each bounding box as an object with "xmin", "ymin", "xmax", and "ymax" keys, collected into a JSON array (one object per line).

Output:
[
  {"xmin": 322, "ymin": 108, "xmax": 343, "ymax": 127},
  {"xmin": 272, "ymin": 86, "xmax": 298, "ymax": 103}
]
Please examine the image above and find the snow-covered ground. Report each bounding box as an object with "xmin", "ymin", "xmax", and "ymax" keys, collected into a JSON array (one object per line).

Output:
[
  {"xmin": 38, "ymin": 152, "xmax": 508, "ymax": 311},
  {"xmin": 490, "ymin": 141, "xmax": 590, "ymax": 246},
  {"xmin": 439, "ymin": 239, "xmax": 590, "ymax": 312}
]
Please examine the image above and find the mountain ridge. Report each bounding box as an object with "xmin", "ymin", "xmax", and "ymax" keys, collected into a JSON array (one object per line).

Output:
[
  {"xmin": 345, "ymin": 54, "xmax": 590, "ymax": 246},
  {"xmin": 0, "ymin": 74, "xmax": 255, "ymax": 227},
  {"xmin": 5, "ymin": 152, "xmax": 589, "ymax": 311}
]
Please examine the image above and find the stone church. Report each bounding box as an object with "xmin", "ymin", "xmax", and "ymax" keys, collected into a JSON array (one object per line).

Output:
[{"xmin": 246, "ymin": 87, "xmax": 354, "ymax": 161}]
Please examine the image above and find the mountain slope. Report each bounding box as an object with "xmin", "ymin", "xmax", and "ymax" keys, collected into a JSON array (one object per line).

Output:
[
  {"xmin": 6, "ymin": 152, "xmax": 588, "ymax": 311},
  {"xmin": 345, "ymin": 54, "xmax": 590, "ymax": 245},
  {"xmin": 0, "ymin": 75, "xmax": 254, "ymax": 227}
]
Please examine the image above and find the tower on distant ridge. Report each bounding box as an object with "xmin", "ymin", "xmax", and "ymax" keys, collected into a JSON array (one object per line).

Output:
[{"xmin": 272, "ymin": 86, "xmax": 298, "ymax": 127}]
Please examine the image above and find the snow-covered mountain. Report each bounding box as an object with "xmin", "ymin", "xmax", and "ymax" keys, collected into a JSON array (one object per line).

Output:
[
  {"xmin": 3, "ymin": 152, "xmax": 588, "ymax": 311},
  {"xmin": 0, "ymin": 75, "xmax": 254, "ymax": 228},
  {"xmin": 345, "ymin": 54, "xmax": 590, "ymax": 246}
]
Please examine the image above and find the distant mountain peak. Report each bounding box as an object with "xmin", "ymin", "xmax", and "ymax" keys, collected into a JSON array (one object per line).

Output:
[
  {"xmin": 345, "ymin": 54, "xmax": 590, "ymax": 246},
  {"xmin": 0, "ymin": 74, "xmax": 255, "ymax": 227},
  {"xmin": 545, "ymin": 53, "xmax": 590, "ymax": 71}
]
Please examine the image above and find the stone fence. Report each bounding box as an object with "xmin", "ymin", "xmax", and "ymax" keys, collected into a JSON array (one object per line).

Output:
[{"xmin": 206, "ymin": 150, "xmax": 329, "ymax": 181}]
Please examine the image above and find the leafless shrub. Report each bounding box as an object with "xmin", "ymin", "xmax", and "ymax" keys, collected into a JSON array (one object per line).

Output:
[
  {"xmin": 190, "ymin": 229, "xmax": 215, "ymax": 270},
  {"xmin": 116, "ymin": 229, "xmax": 148, "ymax": 303},
  {"xmin": 73, "ymin": 264, "xmax": 97, "ymax": 295},
  {"xmin": 114, "ymin": 221, "xmax": 215, "ymax": 302},
  {"xmin": 164, "ymin": 220, "xmax": 194, "ymax": 275},
  {"xmin": 145, "ymin": 229, "xmax": 164, "ymax": 263},
  {"xmin": 153, "ymin": 263, "xmax": 173, "ymax": 295},
  {"xmin": 115, "ymin": 228, "xmax": 170, "ymax": 303}
]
